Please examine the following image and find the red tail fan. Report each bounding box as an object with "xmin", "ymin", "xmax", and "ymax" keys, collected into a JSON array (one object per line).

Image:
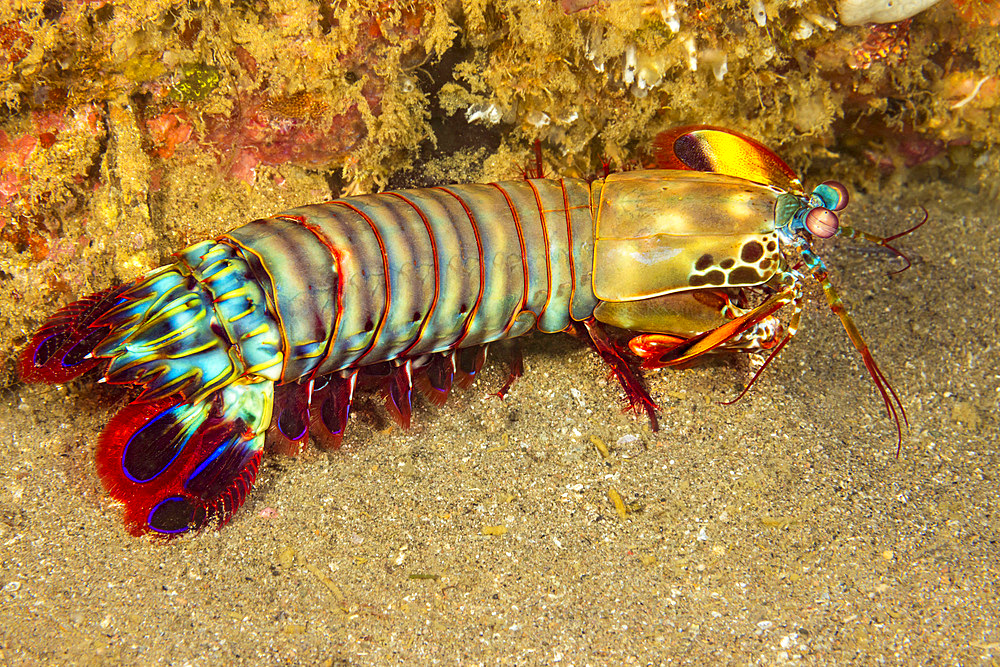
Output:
[
  {"xmin": 18, "ymin": 284, "xmax": 129, "ymax": 384},
  {"xmin": 96, "ymin": 382, "xmax": 272, "ymax": 536}
]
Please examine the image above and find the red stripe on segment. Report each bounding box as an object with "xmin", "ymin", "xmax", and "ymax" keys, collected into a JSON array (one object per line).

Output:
[
  {"xmin": 435, "ymin": 186, "xmax": 485, "ymax": 349},
  {"xmin": 286, "ymin": 212, "xmax": 346, "ymax": 378},
  {"xmin": 334, "ymin": 201, "xmax": 391, "ymax": 365},
  {"xmin": 527, "ymin": 179, "xmax": 553, "ymax": 329},
  {"xmin": 488, "ymin": 183, "xmax": 530, "ymax": 336},
  {"xmin": 220, "ymin": 232, "xmax": 292, "ymax": 380},
  {"xmin": 561, "ymin": 180, "xmax": 579, "ymax": 324},
  {"xmin": 387, "ymin": 192, "xmax": 440, "ymax": 357}
]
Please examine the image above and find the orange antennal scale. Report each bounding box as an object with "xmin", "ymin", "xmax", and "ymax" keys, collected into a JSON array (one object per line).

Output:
[{"xmin": 650, "ymin": 125, "xmax": 803, "ymax": 192}]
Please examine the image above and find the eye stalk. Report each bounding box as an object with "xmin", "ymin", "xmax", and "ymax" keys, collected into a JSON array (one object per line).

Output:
[{"xmin": 776, "ymin": 193, "xmax": 841, "ymax": 240}]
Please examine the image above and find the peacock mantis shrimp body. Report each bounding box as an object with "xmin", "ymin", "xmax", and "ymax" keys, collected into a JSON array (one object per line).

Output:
[{"xmin": 20, "ymin": 127, "xmax": 917, "ymax": 536}]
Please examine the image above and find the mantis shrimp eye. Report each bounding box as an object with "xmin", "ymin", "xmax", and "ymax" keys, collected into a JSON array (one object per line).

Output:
[
  {"xmin": 805, "ymin": 207, "xmax": 840, "ymax": 238},
  {"xmin": 814, "ymin": 180, "xmax": 850, "ymax": 211}
]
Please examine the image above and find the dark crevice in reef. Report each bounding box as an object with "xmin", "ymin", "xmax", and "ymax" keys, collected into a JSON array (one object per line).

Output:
[{"xmin": 386, "ymin": 43, "xmax": 504, "ymax": 191}]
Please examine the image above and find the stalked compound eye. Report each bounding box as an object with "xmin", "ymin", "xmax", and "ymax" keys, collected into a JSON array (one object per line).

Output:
[
  {"xmin": 813, "ymin": 180, "xmax": 849, "ymax": 212},
  {"xmin": 805, "ymin": 207, "xmax": 840, "ymax": 238}
]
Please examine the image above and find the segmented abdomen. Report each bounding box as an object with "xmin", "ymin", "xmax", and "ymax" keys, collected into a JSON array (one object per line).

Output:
[
  {"xmin": 17, "ymin": 176, "xmax": 606, "ymax": 536},
  {"xmin": 224, "ymin": 178, "xmax": 598, "ymax": 383}
]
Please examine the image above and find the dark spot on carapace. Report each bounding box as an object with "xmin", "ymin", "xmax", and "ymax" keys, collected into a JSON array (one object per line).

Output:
[
  {"xmin": 412, "ymin": 311, "xmax": 422, "ymax": 322},
  {"xmin": 760, "ymin": 258, "xmax": 772, "ymax": 270},
  {"xmin": 363, "ymin": 319, "xmax": 374, "ymax": 332},
  {"xmin": 690, "ymin": 270, "xmax": 726, "ymax": 287},
  {"xmin": 695, "ymin": 254, "xmax": 714, "ymax": 271},
  {"xmin": 720, "ymin": 258, "xmax": 735, "ymax": 270},
  {"xmin": 459, "ymin": 302, "xmax": 469, "ymax": 314},
  {"xmin": 729, "ymin": 266, "xmax": 763, "ymax": 284},
  {"xmin": 767, "ymin": 241, "xmax": 777, "ymax": 252},
  {"xmin": 741, "ymin": 241, "xmax": 764, "ymax": 263}
]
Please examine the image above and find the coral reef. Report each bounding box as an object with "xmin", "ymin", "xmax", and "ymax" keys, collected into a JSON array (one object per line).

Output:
[
  {"xmin": 435, "ymin": 0, "xmax": 999, "ymax": 186},
  {"xmin": 2, "ymin": 0, "xmax": 998, "ymax": 386},
  {"xmin": 836, "ymin": 0, "xmax": 942, "ymax": 26}
]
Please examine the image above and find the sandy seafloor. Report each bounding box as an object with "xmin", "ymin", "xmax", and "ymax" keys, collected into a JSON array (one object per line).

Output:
[{"xmin": 1, "ymin": 176, "xmax": 999, "ymax": 665}]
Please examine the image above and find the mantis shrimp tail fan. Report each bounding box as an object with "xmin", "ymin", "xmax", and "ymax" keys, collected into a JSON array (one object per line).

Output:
[
  {"xmin": 94, "ymin": 381, "xmax": 272, "ymax": 536},
  {"xmin": 19, "ymin": 241, "xmax": 278, "ymax": 536}
]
